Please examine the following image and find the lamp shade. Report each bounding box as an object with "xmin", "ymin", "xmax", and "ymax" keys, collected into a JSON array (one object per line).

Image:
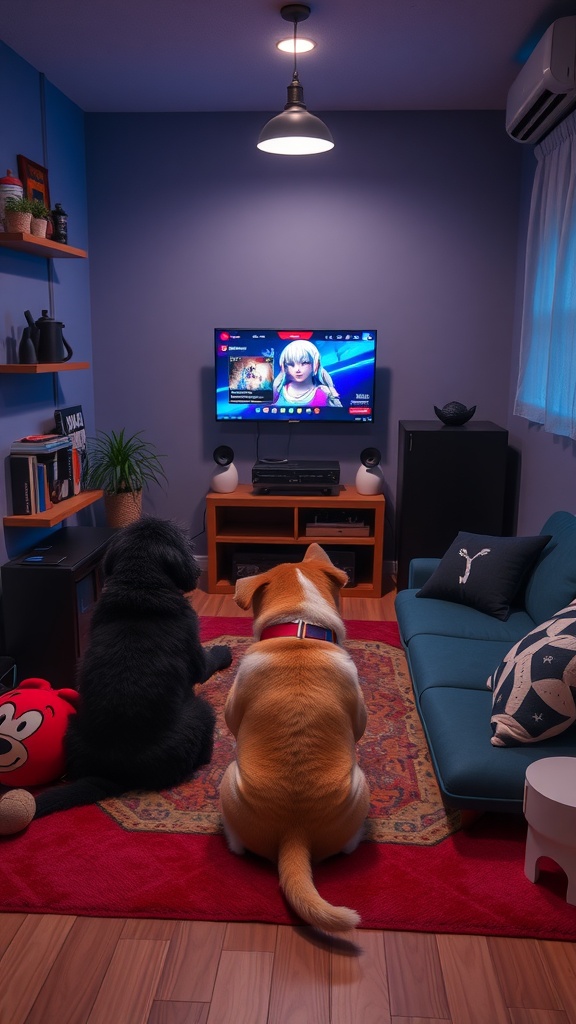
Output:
[
  {"xmin": 258, "ymin": 107, "xmax": 334, "ymax": 154},
  {"xmin": 257, "ymin": 73, "xmax": 334, "ymax": 155}
]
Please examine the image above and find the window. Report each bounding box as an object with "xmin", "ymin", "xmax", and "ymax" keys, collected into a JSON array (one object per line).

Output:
[{"xmin": 514, "ymin": 110, "xmax": 576, "ymax": 441}]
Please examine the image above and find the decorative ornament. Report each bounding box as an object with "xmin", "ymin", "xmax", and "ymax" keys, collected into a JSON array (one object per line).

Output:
[{"xmin": 434, "ymin": 402, "xmax": 476, "ymax": 426}]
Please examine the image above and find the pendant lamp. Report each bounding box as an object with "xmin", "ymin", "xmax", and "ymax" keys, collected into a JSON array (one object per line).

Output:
[{"xmin": 257, "ymin": 4, "xmax": 334, "ymax": 156}]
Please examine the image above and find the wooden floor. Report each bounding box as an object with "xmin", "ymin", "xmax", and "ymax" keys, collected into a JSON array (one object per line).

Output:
[{"xmin": 1, "ymin": 577, "xmax": 575, "ymax": 1024}]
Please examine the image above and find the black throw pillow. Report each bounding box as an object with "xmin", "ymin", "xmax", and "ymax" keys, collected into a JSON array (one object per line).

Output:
[{"xmin": 415, "ymin": 532, "xmax": 551, "ymax": 620}]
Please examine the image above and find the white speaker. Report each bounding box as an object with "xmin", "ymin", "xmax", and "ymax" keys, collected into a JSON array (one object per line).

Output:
[
  {"xmin": 355, "ymin": 447, "xmax": 384, "ymax": 495},
  {"xmin": 211, "ymin": 445, "xmax": 238, "ymax": 493}
]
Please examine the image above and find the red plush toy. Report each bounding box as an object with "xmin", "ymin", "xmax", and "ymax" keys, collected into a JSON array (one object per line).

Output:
[{"xmin": 0, "ymin": 678, "xmax": 79, "ymax": 834}]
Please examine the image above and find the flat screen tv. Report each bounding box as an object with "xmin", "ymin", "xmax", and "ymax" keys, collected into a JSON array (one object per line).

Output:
[{"xmin": 215, "ymin": 329, "xmax": 377, "ymax": 423}]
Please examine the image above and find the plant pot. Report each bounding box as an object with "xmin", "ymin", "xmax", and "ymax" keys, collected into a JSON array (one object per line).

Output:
[
  {"xmin": 5, "ymin": 211, "xmax": 32, "ymax": 233},
  {"xmin": 30, "ymin": 217, "xmax": 48, "ymax": 238},
  {"xmin": 104, "ymin": 490, "xmax": 143, "ymax": 528}
]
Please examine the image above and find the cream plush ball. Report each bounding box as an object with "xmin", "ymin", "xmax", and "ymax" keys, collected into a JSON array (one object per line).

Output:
[{"xmin": 0, "ymin": 789, "xmax": 36, "ymax": 835}]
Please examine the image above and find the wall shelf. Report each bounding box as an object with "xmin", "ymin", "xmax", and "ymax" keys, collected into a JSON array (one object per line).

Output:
[
  {"xmin": 0, "ymin": 362, "xmax": 89, "ymax": 373},
  {"xmin": 0, "ymin": 215, "xmax": 91, "ymax": 534},
  {"xmin": 0, "ymin": 233, "xmax": 87, "ymax": 258},
  {"xmin": 3, "ymin": 490, "xmax": 103, "ymax": 528}
]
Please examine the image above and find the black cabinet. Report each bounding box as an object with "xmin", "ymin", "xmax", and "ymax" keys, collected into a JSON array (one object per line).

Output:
[
  {"xmin": 395, "ymin": 420, "xmax": 510, "ymax": 590},
  {"xmin": 1, "ymin": 526, "xmax": 116, "ymax": 688}
]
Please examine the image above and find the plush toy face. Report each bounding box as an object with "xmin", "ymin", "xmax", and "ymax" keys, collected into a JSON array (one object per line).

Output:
[{"xmin": 0, "ymin": 678, "xmax": 79, "ymax": 788}]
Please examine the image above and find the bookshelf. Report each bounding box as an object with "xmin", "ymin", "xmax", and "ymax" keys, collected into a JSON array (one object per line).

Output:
[
  {"xmin": 0, "ymin": 230, "xmax": 92, "ymax": 529},
  {"xmin": 3, "ymin": 489, "xmax": 103, "ymax": 528},
  {"xmin": 206, "ymin": 484, "xmax": 385, "ymax": 598}
]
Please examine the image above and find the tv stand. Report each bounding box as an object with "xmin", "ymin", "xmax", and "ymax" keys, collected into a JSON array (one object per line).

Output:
[{"xmin": 206, "ymin": 484, "xmax": 384, "ymax": 598}]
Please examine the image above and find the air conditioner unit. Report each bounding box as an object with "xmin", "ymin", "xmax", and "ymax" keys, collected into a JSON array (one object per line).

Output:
[{"xmin": 506, "ymin": 16, "xmax": 576, "ymax": 143}]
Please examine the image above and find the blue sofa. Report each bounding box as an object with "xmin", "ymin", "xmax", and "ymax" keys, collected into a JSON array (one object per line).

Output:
[{"xmin": 395, "ymin": 511, "xmax": 576, "ymax": 813}]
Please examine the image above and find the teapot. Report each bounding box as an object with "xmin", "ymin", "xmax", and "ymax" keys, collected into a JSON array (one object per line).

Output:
[{"xmin": 21, "ymin": 309, "xmax": 73, "ymax": 363}]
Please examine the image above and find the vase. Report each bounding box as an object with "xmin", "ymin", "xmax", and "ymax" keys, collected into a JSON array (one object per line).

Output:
[
  {"xmin": 4, "ymin": 211, "xmax": 32, "ymax": 234},
  {"xmin": 0, "ymin": 169, "xmax": 23, "ymax": 231},
  {"xmin": 104, "ymin": 490, "xmax": 143, "ymax": 528},
  {"xmin": 30, "ymin": 217, "xmax": 48, "ymax": 238},
  {"xmin": 18, "ymin": 328, "xmax": 37, "ymax": 364}
]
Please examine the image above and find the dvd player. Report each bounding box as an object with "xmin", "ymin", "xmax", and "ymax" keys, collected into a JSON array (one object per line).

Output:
[{"xmin": 252, "ymin": 460, "xmax": 340, "ymax": 495}]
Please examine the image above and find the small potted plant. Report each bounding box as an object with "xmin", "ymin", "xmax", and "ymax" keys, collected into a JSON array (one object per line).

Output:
[
  {"xmin": 3, "ymin": 195, "xmax": 34, "ymax": 233},
  {"xmin": 84, "ymin": 428, "xmax": 168, "ymax": 527},
  {"xmin": 29, "ymin": 200, "xmax": 51, "ymax": 238}
]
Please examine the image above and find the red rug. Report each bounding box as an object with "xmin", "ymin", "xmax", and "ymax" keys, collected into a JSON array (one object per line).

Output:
[{"xmin": 0, "ymin": 617, "xmax": 575, "ymax": 939}]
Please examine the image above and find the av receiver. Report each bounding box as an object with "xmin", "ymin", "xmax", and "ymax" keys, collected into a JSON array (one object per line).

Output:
[{"xmin": 252, "ymin": 460, "xmax": 340, "ymax": 495}]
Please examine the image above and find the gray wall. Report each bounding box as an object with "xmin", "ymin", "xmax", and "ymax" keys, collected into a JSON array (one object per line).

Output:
[
  {"xmin": 85, "ymin": 110, "xmax": 530, "ymax": 557},
  {"xmin": 1, "ymin": 37, "xmax": 574, "ymax": 574}
]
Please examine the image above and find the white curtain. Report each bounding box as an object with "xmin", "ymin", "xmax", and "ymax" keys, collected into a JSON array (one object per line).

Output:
[{"xmin": 514, "ymin": 109, "xmax": 576, "ymax": 440}]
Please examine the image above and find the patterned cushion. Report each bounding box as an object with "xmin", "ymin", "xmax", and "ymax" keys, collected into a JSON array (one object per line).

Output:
[
  {"xmin": 488, "ymin": 602, "xmax": 576, "ymax": 746},
  {"xmin": 415, "ymin": 532, "xmax": 550, "ymax": 621}
]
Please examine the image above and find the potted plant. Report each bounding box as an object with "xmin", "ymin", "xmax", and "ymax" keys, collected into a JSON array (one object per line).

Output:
[
  {"xmin": 84, "ymin": 428, "xmax": 168, "ymax": 528},
  {"xmin": 29, "ymin": 199, "xmax": 51, "ymax": 238},
  {"xmin": 4, "ymin": 195, "xmax": 34, "ymax": 233}
]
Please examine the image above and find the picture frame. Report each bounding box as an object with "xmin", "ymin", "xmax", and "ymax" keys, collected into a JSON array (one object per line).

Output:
[{"xmin": 17, "ymin": 155, "xmax": 51, "ymax": 209}]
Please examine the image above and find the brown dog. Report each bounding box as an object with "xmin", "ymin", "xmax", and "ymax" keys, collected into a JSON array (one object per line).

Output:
[{"xmin": 219, "ymin": 543, "xmax": 370, "ymax": 932}]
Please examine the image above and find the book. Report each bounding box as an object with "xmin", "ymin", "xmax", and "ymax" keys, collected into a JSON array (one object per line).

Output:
[
  {"xmin": 54, "ymin": 405, "xmax": 87, "ymax": 495},
  {"xmin": 10, "ymin": 455, "xmax": 38, "ymax": 515},
  {"xmin": 13, "ymin": 433, "xmax": 64, "ymax": 445},
  {"xmin": 36, "ymin": 461, "xmax": 51, "ymax": 512},
  {"xmin": 52, "ymin": 446, "xmax": 74, "ymax": 502},
  {"xmin": 38, "ymin": 449, "xmax": 73, "ymax": 505},
  {"xmin": 11, "ymin": 436, "xmax": 72, "ymax": 454}
]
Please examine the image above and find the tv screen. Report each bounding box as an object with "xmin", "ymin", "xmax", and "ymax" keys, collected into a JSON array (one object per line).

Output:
[{"xmin": 215, "ymin": 329, "xmax": 377, "ymax": 423}]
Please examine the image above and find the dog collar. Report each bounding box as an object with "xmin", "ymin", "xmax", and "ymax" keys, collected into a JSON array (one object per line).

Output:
[{"xmin": 260, "ymin": 620, "xmax": 338, "ymax": 644}]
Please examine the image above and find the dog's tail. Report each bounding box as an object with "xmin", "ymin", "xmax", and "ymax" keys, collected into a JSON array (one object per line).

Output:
[
  {"xmin": 33, "ymin": 777, "xmax": 127, "ymax": 819},
  {"xmin": 277, "ymin": 834, "xmax": 360, "ymax": 933}
]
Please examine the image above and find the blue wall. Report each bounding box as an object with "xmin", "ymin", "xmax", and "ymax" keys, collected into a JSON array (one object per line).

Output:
[{"xmin": 0, "ymin": 43, "xmax": 95, "ymax": 565}]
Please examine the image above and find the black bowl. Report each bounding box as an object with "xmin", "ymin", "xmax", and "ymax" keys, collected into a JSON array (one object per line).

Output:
[{"xmin": 434, "ymin": 402, "xmax": 476, "ymax": 426}]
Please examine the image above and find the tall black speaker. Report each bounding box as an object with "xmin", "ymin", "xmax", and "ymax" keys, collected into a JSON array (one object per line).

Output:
[{"xmin": 395, "ymin": 420, "xmax": 509, "ymax": 589}]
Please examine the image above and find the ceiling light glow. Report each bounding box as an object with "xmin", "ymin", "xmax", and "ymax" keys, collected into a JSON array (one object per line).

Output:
[{"xmin": 277, "ymin": 37, "xmax": 315, "ymax": 53}]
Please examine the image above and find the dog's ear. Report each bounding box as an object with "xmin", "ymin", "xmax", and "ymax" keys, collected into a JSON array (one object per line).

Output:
[
  {"xmin": 318, "ymin": 564, "xmax": 349, "ymax": 590},
  {"xmin": 234, "ymin": 573, "xmax": 270, "ymax": 610},
  {"xmin": 304, "ymin": 543, "xmax": 333, "ymax": 566},
  {"xmin": 304, "ymin": 543, "xmax": 348, "ymax": 588},
  {"xmin": 159, "ymin": 542, "xmax": 201, "ymax": 592}
]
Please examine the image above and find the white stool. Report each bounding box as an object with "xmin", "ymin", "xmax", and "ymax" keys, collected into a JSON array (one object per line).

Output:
[{"xmin": 524, "ymin": 756, "xmax": 576, "ymax": 905}]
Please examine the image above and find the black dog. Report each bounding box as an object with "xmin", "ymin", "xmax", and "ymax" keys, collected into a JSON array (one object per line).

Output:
[{"xmin": 33, "ymin": 516, "xmax": 232, "ymax": 818}]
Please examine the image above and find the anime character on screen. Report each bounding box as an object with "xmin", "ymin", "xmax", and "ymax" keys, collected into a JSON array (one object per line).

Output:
[{"xmin": 273, "ymin": 341, "xmax": 342, "ymax": 407}]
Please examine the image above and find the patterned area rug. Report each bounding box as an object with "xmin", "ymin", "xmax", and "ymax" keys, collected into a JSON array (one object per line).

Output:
[
  {"xmin": 3, "ymin": 618, "xmax": 576, "ymax": 936},
  {"xmin": 101, "ymin": 617, "xmax": 461, "ymax": 845}
]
